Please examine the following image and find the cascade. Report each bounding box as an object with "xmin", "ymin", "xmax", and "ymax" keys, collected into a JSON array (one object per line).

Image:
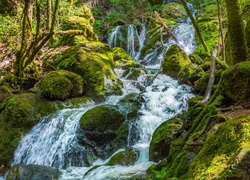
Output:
[
  {"xmin": 9, "ymin": 5, "xmax": 198, "ymax": 179},
  {"xmin": 142, "ymin": 3, "xmax": 197, "ymax": 67},
  {"xmin": 107, "ymin": 24, "xmax": 146, "ymax": 60}
]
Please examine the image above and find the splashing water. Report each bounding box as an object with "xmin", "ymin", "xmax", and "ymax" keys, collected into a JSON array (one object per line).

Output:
[
  {"xmin": 10, "ymin": 11, "xmax": 197, "ymax": 179},
  {"xmin": 108, "ymin": 24, "xmax": 146, "ymax": 60}
]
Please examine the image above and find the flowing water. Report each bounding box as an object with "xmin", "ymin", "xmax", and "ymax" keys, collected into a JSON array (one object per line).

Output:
[{"xmin": 9, "ymin": 14, "xmax": 197, "ymax": 179}]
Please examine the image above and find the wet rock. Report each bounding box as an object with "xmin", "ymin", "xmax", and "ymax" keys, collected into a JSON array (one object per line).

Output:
[
  {"xmin": 79, "ymin": 104, "xmax": 127, "ymax": 160},
  {"xmin": 106, "ymin": 147, "xmax": 140, "ymax": 166},
  {"xmin": 112, "ymin": 47, "xmax": 140, "ymax": 69},
  {"xmin": 162, "ymin": 44, "xmax": 191, "ymax": 79},
  {"xmin": 38, "ymin": 70, "xmax": 83, "ymax": 100},
  {"xmin": 6, "ymin": 164, "xmax": 60, "ymax": 180},
  {"xmin": 149, "ymin": 118, "xmax": 184, "ymax": 162}
]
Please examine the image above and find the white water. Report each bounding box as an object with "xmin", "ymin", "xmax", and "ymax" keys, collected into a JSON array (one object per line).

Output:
[
  {"xmin": 108, "ymin": 24, "xmax": 146, "ymax": 60},
  {"xmin": 10, "ymin": 15, "xmax": 197, "ymax": 179}
]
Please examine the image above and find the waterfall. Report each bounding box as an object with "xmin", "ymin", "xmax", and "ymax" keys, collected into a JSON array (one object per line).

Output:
[
  {"xmin": 107, "ymin": 24, "xmax": 146, "ymax": 60},
  {"xmin": 12, "ymin": 106, "xmax": 95, "ymax": 169},
  {"xmin": 9, "ymin": 6, "xmax": 197, "ymax": 179}
]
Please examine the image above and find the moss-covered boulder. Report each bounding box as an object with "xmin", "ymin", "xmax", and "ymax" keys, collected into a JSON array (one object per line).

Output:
[
  {"xmin": 177, "ymin": 63, "xmax": 204, "ymax": 84},
  {"xmin": 194, "ymin": 69, "xmax": 223, "ymax": 94},
  {"xmin": 218, "ymin": 61, "xmax": 250, "ymax": 104},
  {"xmin": 149, "ymin": 118, "xmax": 184, "ymax": 162},
  {"xmin": 79, "ymin": 104, "xmax": 126, "ymax": 159},
  {"xmin": 162, "ymin": 44, "xmax": 192, "ymax": 78},
  {"xmin": 57, "ymin": 4, "xmax": 97, "ymax": 46},
  {"xmin": 7, "ymin": 164, "xmax": 60, "ymax": 180},
  {"xmin": 160, "ymin": 2, "xmax": 186, "ymax": 21},
  {"xmin": 0, "ymin": 93, "xmax": 64, "ymax": 175},
  {"xmin": 188, "ymin": 115, "xmax": 250, "ymax": 179},
  {"xmin": 189, "ymin": 53, "xmax": 204, "ymax": 65},
  {"xmin": 112, "ymin": 47, "xmax": 139, "ymax": 69},
  {"xmin": 38, "ymin": 70, "xmax": 83, "ymax": 100},
  {"xmin": 106, "ymin": 147, "xmax": 140, "ymax": 166},
  {"xmin": 122, "ymin": 67, "xmax": 146, "ymax": 80},
  {"xmin": 44, "ymin": 45, "xmax": 122, "ymax": 98}
]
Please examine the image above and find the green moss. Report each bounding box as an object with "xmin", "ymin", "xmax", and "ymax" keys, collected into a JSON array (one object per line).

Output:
[
  {"xmin": 57, "ymin": 70, "xmax": 84, "ymax": 97},
  {"xmin": 122, "ymin": 68, "xmax": 146, "ymax": 80},
  {"xmin": 194, "ymin": 69, "xmax": 223, "ymax": 94},
  {"xmin": 38, "ymin": 71, "xmax": 73, "ymax": 100},
  {"xmin": 189, "ymin": 53, "xmax": 204, "ymax": 65},
  {"xmin": 160, "ymin": 2, "xmax": 186, "ymax": 21},
  {"xmin": 112, "ymin": 47, "xmax": 139, "ymax": 68},
  {"xmin": 149, "ymin": 118, "xmax": 183, "ymax": 162},
  {"xmin": 44, "ymin": 45, "xmax": 122, "ymax": 98},
  {"xmin": 0, "ymin": 93, "xmax": 63, "ymax": 175},
  {"xmin": 106, "ymin": 147, "xmax": 139, "ymax": 166},
  {"xmin": 188, "ymin": 115, "xmax": 250, "ymax": 179},
  {"xmin": 162, "ymin": 44, "xmax": 191, "ymax": 78},
  {"xmin": 177, "ymin": 63, "xmax": 204, "ymax": 84},
  {"xmin": 80, "ymin": 104, "xmax": 125, "ymax": 132},
  {"xmin": 218, "ymin": 61, "xmax": 250, "ymax": 104}
]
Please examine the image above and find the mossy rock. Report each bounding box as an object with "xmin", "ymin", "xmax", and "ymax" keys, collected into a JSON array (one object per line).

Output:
[
  {"xmin": 194, "ymin": 69, "xmax": 223, "ymax": 94},
  {"xmin": 160, "ymin": 2, "xmax": 186, "ymax": 21},
  {"xmin": 218, "ymin": 61, "xmax": 250, "ymax": 104},
  {"xmin": 44, "ymin": 45, "xmax": 122, "ymax": 99},
  {"xmin": 39, "ymin": 70, "xmax": 83, "ymax": 100},
  {"xmin": 117, "ymin": 93, "xmax": 141, "ymax": 119},
  {"xmin": 149, "ymin": 118, "xmax": 184, "ymax": 162},
  {"xmin": 106, "ymin": 147, "xmax": 140, "ymax": 166},
  {"xmin": 122, "ymin": 68, "xmax": 146, "ymax": 80},
  {"xmin": 80, "ymin": 104, "xmax": 126, "ymax": 147},
  {"xmin": 61, "ymin": 9, "xmax": 97, "ymax": 39},
  {"xmin": 112, "ymin": 47, "xmax": 139, "ymax": 69},
  {"xmin": 0, "ymin": 93, "xmax": 64, "ymax": 174},
  {"xmin": 189, "ymin": 53, "xmax": 204, "ymax": 65},
  {"xmin": 0, "ymin": 85, "xmax": 13, "ymax": 102},
  {"xmin": 162, "ymin": 44, "xmax": 192, "ymax": 78},
  {"xmin": 177, "ymin": 63, "xmax": 204, "ymax": 84},
  {"xmin": 188, "ymin": 115, "xmax": 250, "ymax": 179},
  {"xmin": 6, "ymin": 164, "xmax": 60, "ymax": 180}
]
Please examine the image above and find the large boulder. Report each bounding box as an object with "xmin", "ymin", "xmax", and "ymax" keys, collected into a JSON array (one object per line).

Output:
[
  {"xmin": 0, "ymin": 93, "xmax": 64, "ymax": 175},
  {"xmin": 6, "ymin": 164, "xmax": 60, "ymax": 180},
  {"xmin": 38, "ymin": 70, "xmax": 83, "ymax": 100},
  {"xmin": 218, "ymin": 61, "xmax": 250, "ymax": 104},
  {"xmin": 57, "ymin": 4, "xmax": 97, "ymax": 46},
  {"xmin": 188, "ymin": 115, "xmax": 250, "ymax": 179},
  {"xmin": 162, "ymin": 44, "xmax": 192, "ymax": 79},
  {"xmin": 112, "ymin": 47, "xmax": 140, "ymax": 69},
  {"xmin": 160, "ymin": 2, "xmax": 186, "ymax": 21},
  {"xmin": 44, "ymin": 44, "xmax": 123, "ymax": 98},
  {"xmin": 79, "ymin": 104, "xmax": 126, "ymax": 159},
  {"xmin": 106, "ymin": 147, "xmax": 140, "ymax": 166},
  {"xmin": 177, "ymin": 63, "xmax": 204, "ymax": 84},
  {"xmin": 149, "ymin": 118, "xmax": 184, "ymax": 162}
]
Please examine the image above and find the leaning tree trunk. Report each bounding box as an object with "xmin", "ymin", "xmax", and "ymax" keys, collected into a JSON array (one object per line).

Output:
[
  {"xmin": 180, "ymin": 0, "xmax": 210, "ymax": 55},
  {"xmin": 225, "ymin": 0, "xmax": 248, "ymax": 64}
]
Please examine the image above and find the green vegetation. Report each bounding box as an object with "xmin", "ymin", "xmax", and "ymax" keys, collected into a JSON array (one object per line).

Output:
[{"xmin": 1, "ymin": 0, "xmax": 250, "ymax": 178}]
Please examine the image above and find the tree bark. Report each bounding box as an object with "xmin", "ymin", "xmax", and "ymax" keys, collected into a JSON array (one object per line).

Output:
[
  {"xmin": 225, "ymin": 0, "xmax": 249, "ymax": 64},
  {"xmin": 180, "ymin": 0, "xmax": 210, "ymax": 55},
  {"xmin": 15, "ymin": 0, "xmax": 33, "ymax": 76},
  {"xmin": 154, "ymin": 11, "xmax": 180, "ymax": 46}
]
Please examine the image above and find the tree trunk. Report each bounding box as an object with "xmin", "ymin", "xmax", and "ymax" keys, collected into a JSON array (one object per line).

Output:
[
  {"xmin": 180, "ymin": 0, "xmax": 210, "ymax": 55},
  {"xmin": 225, "ymin": 0, "xmax": 249, "ymax": 64},
  {"xmin": 15, "ymin": 0, "xmax": 33, "ymax": 76},
  {"xmin": 47, "ymin": 0, "xmax": 52, "ymax": 30}
]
